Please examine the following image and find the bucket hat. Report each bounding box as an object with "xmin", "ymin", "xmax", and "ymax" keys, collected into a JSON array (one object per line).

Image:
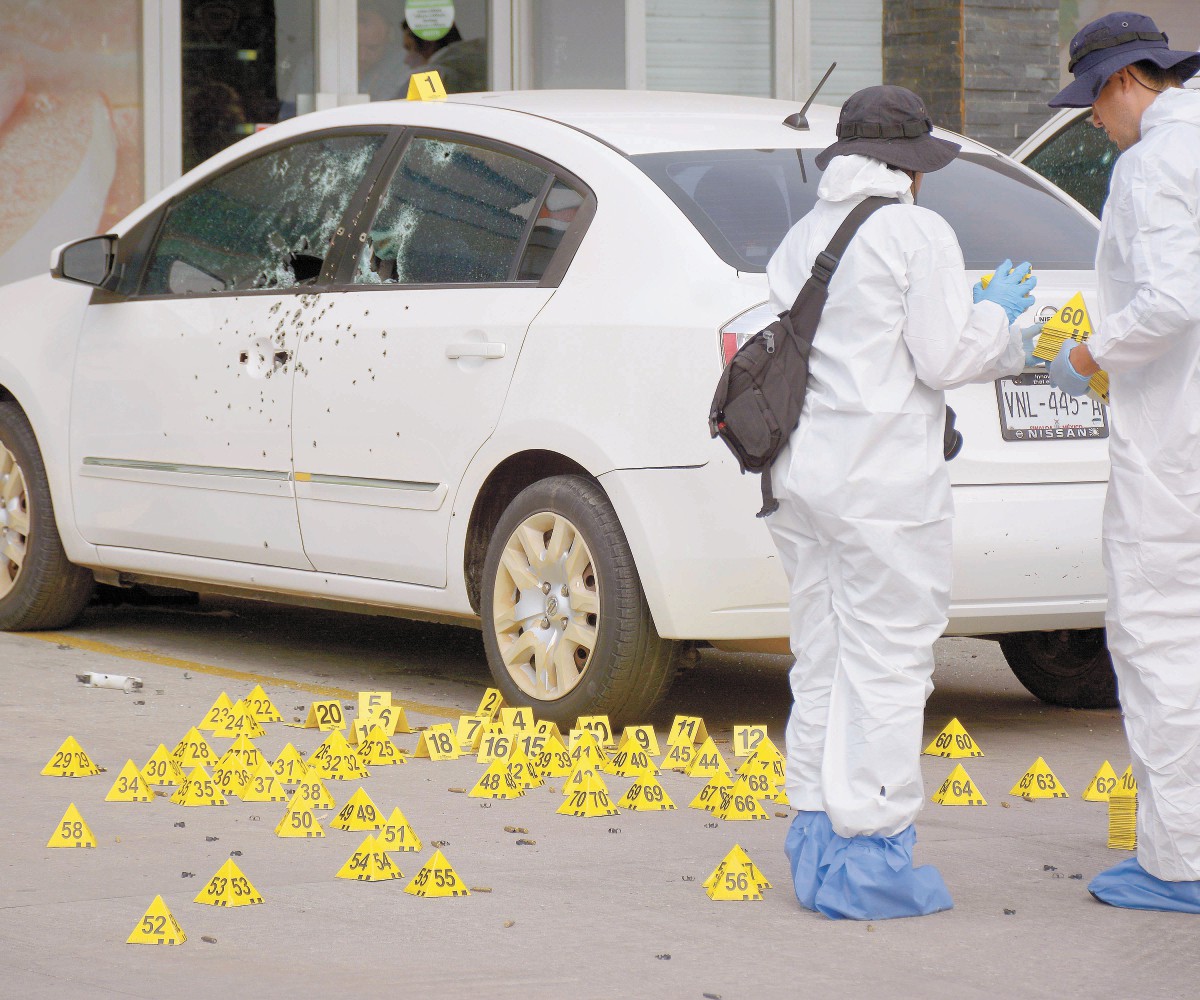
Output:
[
  {"xmin": 815, "ymin": 85, "xmax": 960, "ymax": 173},
  {"xmin": 1050, "ymin": 11, "xmax": 1200, "ymax": 108}
]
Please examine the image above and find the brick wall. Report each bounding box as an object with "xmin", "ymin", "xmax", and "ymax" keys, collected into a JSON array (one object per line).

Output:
[{"xmin": 883, "ymin": 0, "xmax": 1060, "ymax": 153}]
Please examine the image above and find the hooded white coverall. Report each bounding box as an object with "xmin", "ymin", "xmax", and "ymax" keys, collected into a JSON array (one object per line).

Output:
[
  {"xmin": 765, "ymin": 155, "xmax": 1023, "ymax": 838},
  {"xmin": 1087, "ymin": 87, "xmax": 1200, "ymax": 881}
]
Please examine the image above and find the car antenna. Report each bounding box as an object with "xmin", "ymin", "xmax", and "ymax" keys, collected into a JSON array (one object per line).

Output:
[{"xmin": 783, "ymin": 62, "xmax": 836, "ymax": 130}]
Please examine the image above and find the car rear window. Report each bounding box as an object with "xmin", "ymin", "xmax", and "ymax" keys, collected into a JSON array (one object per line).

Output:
[{"xmin": 632, "ymin": 149, "xmax": 1098, "ymax": 272}]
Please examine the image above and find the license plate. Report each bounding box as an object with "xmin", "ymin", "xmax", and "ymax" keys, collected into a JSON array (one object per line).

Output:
[{"xmin": 994, "ymin": 372, "xmax": 1109, "ymax": 441}]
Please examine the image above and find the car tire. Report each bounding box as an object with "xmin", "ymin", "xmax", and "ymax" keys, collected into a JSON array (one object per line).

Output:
[
  {"xmin": 480, "ymin": 475, "xmax": 677, "ymax": 726},
  {"xmin": 997, "ymin": 629, "xmax": 1119, "ymax": 709},
  {"xmin": 0, "ymin": 402, "xmax": 94, "ymax": 630}
]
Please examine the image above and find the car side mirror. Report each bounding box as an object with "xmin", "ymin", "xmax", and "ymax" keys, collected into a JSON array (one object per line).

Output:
[{"xmin": 51, "ymin": 235, "xmax": 117, "ymax": 287}]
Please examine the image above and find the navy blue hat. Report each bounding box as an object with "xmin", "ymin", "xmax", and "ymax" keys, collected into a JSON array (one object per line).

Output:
[
  {"xmin": 1051, "ymin": 11, "xmax": 1200, "ymax": 108},
  {"xmin": 815, "ymin": 85, "xmax": 960, "ymax": 173}
]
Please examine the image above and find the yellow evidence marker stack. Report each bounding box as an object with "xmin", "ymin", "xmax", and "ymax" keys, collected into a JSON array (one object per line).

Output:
[
  {"xmin": 1108, "ymin": 767, "xmax": 1138, "ymax": 850},
  {"xmin": 1033, "ymin": 293, "xmax": 1110, "ymax": 404}
]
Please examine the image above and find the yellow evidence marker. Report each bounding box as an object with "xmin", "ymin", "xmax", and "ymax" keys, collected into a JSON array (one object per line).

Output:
[
  {"xmin": 685, "ymin": 738, "xmax": 731, "ymax": 778},
  {"xmin": 355, "ymin": 726, "xmax": 403, "ymax": 766},
  {"xmin": 42, "ymin": 736, "xmax": 103, "ymax": 777},
  {"xmin": 690, "ymin": 770, "xmax": 734, "ymax": 812},
  {"xmin": 275, "ymin": 794, "xmax": 324, "ymax": 839},
  {"xmin": 534, "ymin": 741, "xmax": 574, "ymax": 779},
  {"xmin": 47, "ymin": 803, "xmax": 96, "ymax": 848},
  {"xmin": 337, "ymin": 833, "xmax": 403, "ymax": 882},
  {"xmin": 469, "ymin": 758, "xmax": 525, "ymax": 799},
  {"xmin": 330, "ymin": 787, "xmax": 385, "ymax": 831},
  {"xmin": 711, "ymin": 787, "xmax": 770, "ymax": 822},
  {"xmin": 732, "ymin": 724, "xmax": 770, "ymax": 759},
  {"xmin": 499, "ymin": 705, "xmax": 535, "ymax": 735},
  {"xmin": 1116, "ymin": 765, "xmax": 1138, "ymax": 795},
  {"xmin": 568, "ymin": 729, "xmax": 609, "ymax": 769},
  {"xmin": 456, "ymin": 713, "xmax": 489, "ymax": 752},
  {"xmin": 705, "ymin": 852, "xmax": 765, "ymax": 902},
  {"xmin": 406, "ymin": 68, "xmax": 447, "ymax": 101},
  {"xmin": 377, "ymin": 806, "xmax": 423, "ymax": 852},
  {"xmin": 606, "ymin": 746, "xmax": 659, "ymax": 778},
  {"xmin": 171, "ymin": 728, "xmax": 217, "ymax": 768},
  {"xmin": 127, "ymin": 896, "xmax": 186, "ymax": 945},
  {"xmin": 1082, "ymin": 760, "xmax": 1120, "ymax": 802},
  {"xmin": 197, "ymin": 692, "xmax": 234, "ymax": 732},
  {"xmin": 619, "ymin": 725, "xmax": 660, "ymax": 757},
  {"xmin": 106, "ymin": 760, "xmax": 155, "ymax": 802},
  {"xmin": 294, "ymin": 774, "xmax": 337, "ymax": 811},
  {"xmin": 405, "ymin": 850, "xmax": 469, "ymax": 897},
  {"xmin": 705, "ymin": 844, "xmax": 771, "ymax": 893},
  {"xmin": 413, "ymin": 723, "xmax": 460, "ymax": 760},
  {"xmin": 662, "ymin": 742, "xmax": 696, "ymax": 773},
  {"xmin": 290, "ymin": 699, "xmax": 347, "ymax": 731},
  {"xmin": 923, "ymin": 718, "xmax": 984, "ymax": 758},
  {"xmin": 211, "ymin": 762, "xmax": 249, "ymax": 801},
  {"xmin": 171, "ymin": 767, "xmax": 227, "ymax": 807},
  {"xmin": 210, "ymin": 699, "xmax": 266, "ymax": 739},
  {"xmin": 476, "ymin": 724, "xmax": 512, "ymax": 764},
  {"xmin": 558, "ymin": 772, "xmax": 619, "ymax": 817},
  {"xmin": 618, "ymin": 774, "xmax": 676, "ymax": 812},
  {"xmin": 240, "ymin": 761, "xmax": 289, "ymax": 803},
  {"xmin": 932, "ymin": 764, "xmax": 987, "ymax": 806},
  {"xmin": 308, "ymin": 732, "xmax": 368, "ymax": 780},
  {"xmin": 194, "ymin": 859, "xmax": 263, "ymax": 906},
  {"xmin": 1108, "ymin": 788, "xmax": 1137, "ymax": 850},
  {"xmin": 1033, "ymin": 293, "xmax": 1110, "ymax": 404},
  {"xmin": 576, "ymin": 715, "xmax": 615, "ymax": 748},
  {"xmin": 271, "ymin": 743, "xmax": 308, "ymax": 784},
  {"xmin": 244, "ymin": 683, "xmax": 282, "ymax": 723},
  {"xmin": 222, "ymin": 734, "xmax": 265, "ymax": 770},
  {"xmin": 476, "ymin": 686, "xmax": 505, "ymax": 720},
  {"xmin": 667, "ymin": 715, "xmax": 709, "ymax": 748},
  {"xmin": 1010, "ymin": 757, "xmax": 1069, "ymax": 800},
  {"xmin": 141, "ymin": 744, "xmax": 183, "ymax": 787}
]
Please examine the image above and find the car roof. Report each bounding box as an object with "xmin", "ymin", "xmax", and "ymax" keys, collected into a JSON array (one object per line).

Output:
[{"xmin": 445, "ymin": 89, "xmax": 992, "ymax": 157}]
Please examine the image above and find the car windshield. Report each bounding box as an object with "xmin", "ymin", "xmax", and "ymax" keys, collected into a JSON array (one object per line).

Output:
[{"xmin": 632, "ymin": 149, "xmax": 1099, "ymax": 272}]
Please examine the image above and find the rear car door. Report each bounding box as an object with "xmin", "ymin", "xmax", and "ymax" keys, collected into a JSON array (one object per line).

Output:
[
  {"xmin": 69, "ymin": 130, "xmax": 390, "ymax": 567},
  {"xmin": 291, "ymin": 131, "xmax": 592, "ymax": 586}
]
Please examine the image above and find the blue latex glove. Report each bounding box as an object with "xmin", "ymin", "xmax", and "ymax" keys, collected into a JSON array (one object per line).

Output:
[
  {"xmin": 1047, "ymin": 339, "xmax": 1091, "ymax": 396},
  {"xmin": 1021, "ymin": 323, "xmax": 1043, "ymax": 367},
  {"xmin": 975, "ymin": 259, "xmax": 1037, "ymax": 324}
]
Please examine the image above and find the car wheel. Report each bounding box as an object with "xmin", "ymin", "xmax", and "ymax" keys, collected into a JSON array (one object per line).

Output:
[
  {"xmin": 480, "ymin": 475, "xmax": 677, "ymax": 726},
  {"xmin": 0, "ymin": 402, "xmax": 93, "ymax": 630},
  {"xmin": 997, "ymin": 629, "xmax": 1119, "ymax": 709}
]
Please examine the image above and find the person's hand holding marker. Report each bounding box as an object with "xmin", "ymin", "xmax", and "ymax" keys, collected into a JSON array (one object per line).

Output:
[{"xmin": 973, "ymin": 259, "xmax": 1037, "ymax": 324}]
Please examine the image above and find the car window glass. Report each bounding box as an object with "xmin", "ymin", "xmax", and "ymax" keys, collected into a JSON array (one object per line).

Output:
[
  {"xmin": 633, "ymin": 149, "xmax": 1098, "ymax": 271},
  {"xmin": 355, "ymin": 137, "xmax": 552, "ymax": 285},
  {"xmin": 1019, "ymin": 114, "xmax": 1117, "ymax": 218},
  {"xmin": 141, "ymin": 134, "xmax": 384, "ymax": 296},
  {"xmin": 515, "ymin": 180, "xmax": 584, "ymax": 281}
]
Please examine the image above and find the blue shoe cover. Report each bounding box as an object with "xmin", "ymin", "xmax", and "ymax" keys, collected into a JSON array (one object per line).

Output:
[
  {"xmin": 1089, "ymin": 858, "xmax": 1200, "ymax": 913},
  {"xmin": 812, "ymin": 826, "xmax": 953, "ymax": 920},
  {"xmin": 784, "ymin": 810, "xmax": 835, "ymax": 910}
]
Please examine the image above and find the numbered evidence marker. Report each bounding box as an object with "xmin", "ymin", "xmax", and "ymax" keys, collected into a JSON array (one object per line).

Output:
[
  {"xmin": 293, "ymin": 774, "xmax": 337, "ymax": 811},
  {"xmin": 667, "ymin": 715, "xmax": 709, "ymax": 749},
  {"xmin": 710, "ymin": 783, "xmax": 770, "ymax": 822},
  {"xmin": 141, "ymin": 744, "xmax": 184, "ymax": 787},
  {"xmin": 533, "ymin": 738, "xmax": 574, "ymax": 779},
  {"xmin": 685, "ymin": 738, "xmax": 731, "ymax": 779},
  {"xmin": 244, "ymin": 683, "xmax": 283, "ymax": 723},
  {"xmin": 476, "ymin": 724, "xmax": 512, "ymax": 765},
  {"xmin": 197, "ymin": 692, "xmax": 234, "ymax": 732},
  {"xmin": 476, "ymin": 686, "xmax": 506, "ymax": 721},
  {"xmin": 337, "ymin": 833, "xmax": 402, "ymax": 882},
  {"xmin": 690, "ymin": 769, "xmax": 734, "ymax": 812},
  {"xmin": 222, "ymin": 734, "xmax": 266, "ymax": 770},
  {"xmin": 47, "ymin": 803, "xmax": 96, "ymax": 848},
  {"xmin": 469, "ymin": 758, "xmax": 525, "ymax": 799},
  {"xmin": 413, "ymin": 723, "xmax": 460, "ymax": 760},
  {"xmin": 1010, "ymin": 757, "xmax": 1069, "ymax": 800},
  {"xmin": 194, "ymin": 859, "xmax": 263, "ymax": 906},
  {"xmin": 1033, "ymin": 292, "xmax": 1109, "ymax": 404},
  {"xmin": 406, "ymin": 68, "xmax": 447, "ymax": 101},
  {"xmin": 705, "ymin": 847, "xmax": 767, "ymax": 902},
  {"xmin": 240, "ymin": 760, "xmax": 289, "ymax": 803},
  {"xmin": 170, "ymin": 727, "xmax": 216, "ymax": 768},
  {"xmin": 575, "ymin": 715, "xmax": 614, "ymax": 749},
  {"xmin": 127, "ymin": 896, "xmax": 186, "ymax": 945},
  {"xmin": 737, "ymin": 745, "xmax": 785, "ymax": 788},
  {"xmin": 290, "ymin": 699, "xmax": 347, "ymax": 731},
  {"xmin": 618, "ymin": 725, "xmax": 660, "ymax": 757},
  {"xmin": 567, "ymin": 729, "xmax": 609, "ymax": 769},
  {"xmin": 704, "ymin": 844, "xmax": 771, "ymax": 895},
  {"xmin": 271, "ymin": 743, "xmax": 308, "ymax": 785},
  {"xmin": 353, "ymin": 690, "xmax": 411, "ymax": 738},
  {"xmin": 606, "ymin": 746, "xmax": 659, "ymax": 778},
  {"xmin": 275, "ymin": 793, "xmax": 324, "ymax": 839},
  {"xmin": 618, "ymin": 773, "xmax": 676, "ymax": 812},
  {"xmin": 307, "ymin": 731, "xmax": 369, "ymax": 780},
  {"xmin": 405, "ymin": 850, "xmax": 469, "ymax": 897},
  {"xmin": 354, "ymin": 725, "xmax": 403, "ymax": 767},
  {"xmin": 499, "ymin": 706, "xmax": 535, "ymax": 737},
  {"xmin": 932, "ymin": 764, "xmax": 987, "ymax": 806},
  {"xmin": 455, "ymin": 713, "xmax": 489, "ymax": 752},
  {"xmin": 923, "ymin": 718, "xmax": 984, "ymax": 759},
  {"xmin": 1082, "ymin": 760, "xmax": 1120, "ymax": 802},
  {"xmin": 377, "ymin": 806, "xmax": 422, "ymax": 853},
  {"xmin": 662, "ymin": 741, "xmax": 696, "ymax": 773},
  {"xmin": 732, "ymin": 724, "xmax": 769, "ymax": 759},
  {"xmin": 105, "ymin": 760, "xmax": 155, "ymax": 802},
  {"xmin": 557, "ymin": 772, "xmax": 619, "ymax": 818},
  {"xmin": 170, "ymin": 767, "xmax": 227, "ymax": 807},
  {"xmin": 41, "ymin": 736, "xmax": 103, "ymax": 777},
  {"xmin": 505, "ymin": 746, "xmax": 544, "ymax": 790},
  {"xmin": 211, "ymin": 759, "xmax": 250, "ymax": 801},
  {"xmin": 214, "ymin": 699, "xmax": 267, "ymax": 739},
  {"xmin": 330, "ymin": 787, "xmax": 385, "ymax": 831}
]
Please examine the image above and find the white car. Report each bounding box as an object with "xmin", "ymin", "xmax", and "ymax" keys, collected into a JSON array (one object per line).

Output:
[{"xmin": 0, "ymin": 90, "xmax": 1112, "ymax": 723}]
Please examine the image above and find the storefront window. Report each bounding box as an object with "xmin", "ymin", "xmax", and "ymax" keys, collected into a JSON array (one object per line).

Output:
[
  {"xmin": 533, "ymin": 4, "xmax": 625, "ymax": 89},
  {"xmin": 182, "ymin": 0, "xmax": 317, "ymax": 172},
  {"xmin": 0, "ymin": 0, "xmax": 143, "ymax": 285},
  {"xmin": 646, "ymin": 0, "xmax": 773, "ymax": 97},
  {"xmin": 361, "ymin": 1, "xmax": 488, "ymax": 100}
]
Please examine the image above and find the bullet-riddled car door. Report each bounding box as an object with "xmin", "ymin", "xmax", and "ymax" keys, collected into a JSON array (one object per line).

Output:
[
  {"xmin": 69, "ymin": 130, "xmax": 390, "ymax": 567},
  {"xmin": 292, "ymin": 133, "xmax": 587, "ymax": 586}
]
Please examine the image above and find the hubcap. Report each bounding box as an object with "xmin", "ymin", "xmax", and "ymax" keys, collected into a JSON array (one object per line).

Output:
[
  {"xmin": 492, "ymin": 511, "xmax": 599, "ymax": 700},
  {"xmin": 0, "ymin": 439, "xmax": 30, "ymax": 600}
]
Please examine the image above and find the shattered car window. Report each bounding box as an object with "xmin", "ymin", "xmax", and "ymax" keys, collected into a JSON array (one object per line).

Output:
[
  {"xmin": 356, "ymin": 137, "xmax": 551, "ymax": 285},
  {"xmin": 141, "ymin": 134, "xmax": 384, "ymax": 295}
]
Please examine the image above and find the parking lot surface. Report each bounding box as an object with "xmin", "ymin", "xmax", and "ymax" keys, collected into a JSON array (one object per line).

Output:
[{"xmin": 0, "ymin": 597, "xmax": 1191, "ymax": 999}]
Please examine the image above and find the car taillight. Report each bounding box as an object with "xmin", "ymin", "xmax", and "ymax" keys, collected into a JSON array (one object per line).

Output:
[{"xmin": 719, "ymin": 301, "xmax": 775, "ymax": 366}]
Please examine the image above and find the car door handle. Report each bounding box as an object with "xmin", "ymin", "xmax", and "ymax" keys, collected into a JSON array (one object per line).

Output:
[{"xmin": 446, "ymin": 342, "xmax": 505, "ymax": 360}]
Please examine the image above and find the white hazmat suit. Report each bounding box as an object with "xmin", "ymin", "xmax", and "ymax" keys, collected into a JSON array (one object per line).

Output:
[
  {"xmin": 764, "ymin": 154, "xmax": 1023, "ymax": 839},
  {"xmin": 1087, "ymin": 87, "xmax": 1200, "ymax": 882}
]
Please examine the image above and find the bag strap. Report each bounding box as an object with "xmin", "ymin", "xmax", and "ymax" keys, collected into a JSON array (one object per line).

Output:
[{"xmin": 757, "ymin": 194, "xmax": 901, "ymax": 518}]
